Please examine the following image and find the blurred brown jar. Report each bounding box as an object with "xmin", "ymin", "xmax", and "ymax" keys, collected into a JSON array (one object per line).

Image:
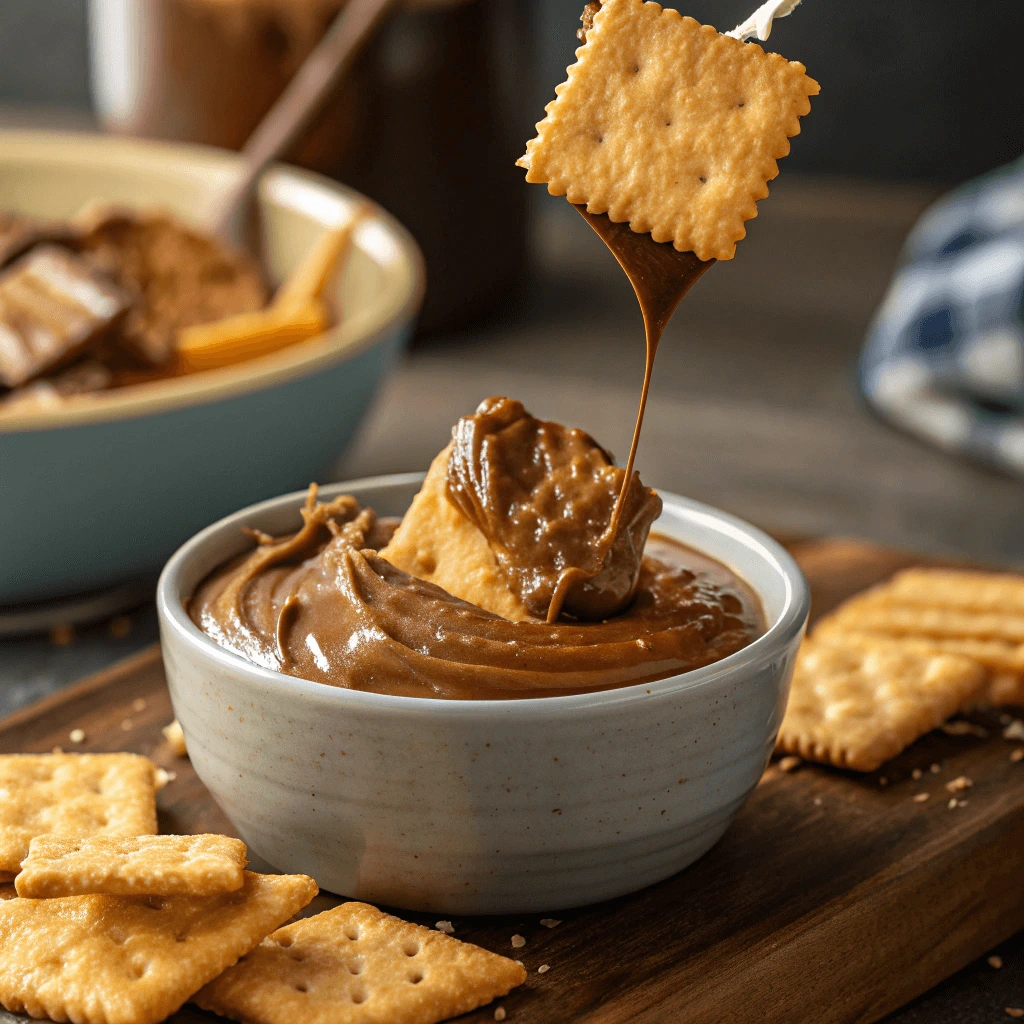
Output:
[{"xmin": 89, "ymin": 0, "xmax": 532, "ymax": 334}]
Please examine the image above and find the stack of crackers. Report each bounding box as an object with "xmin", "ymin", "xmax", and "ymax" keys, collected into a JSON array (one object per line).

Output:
[
  {"xmin": 0, "ymin": 751, "xmax": 525, "ymax": 1024},
  {"xmin": 778, "ymin": 568, "xmax": 1024, "ymax": 771}
]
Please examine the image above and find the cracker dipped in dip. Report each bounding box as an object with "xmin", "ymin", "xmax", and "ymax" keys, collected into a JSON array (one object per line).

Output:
[{"xmin": 190, "ymin": 399, "xmax": 763, "ymax": 699}]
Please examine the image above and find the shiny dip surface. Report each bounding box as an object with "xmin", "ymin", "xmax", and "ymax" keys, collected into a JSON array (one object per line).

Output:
[{"xmin": 189, "ymin": 491, "xmax": 765, "ymax": 699}]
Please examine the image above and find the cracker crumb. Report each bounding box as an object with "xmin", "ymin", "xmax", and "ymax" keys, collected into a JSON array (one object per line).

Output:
[
  {"xmin": 878, "ymin": 776, "xmax": 888, "ymax": 787},
  {"xmin": 989, "ymin": 955, "xmax": 1004, "ymax": 969},
  {"xmin": 1005, "ymin": 1009, "xmax": 1023, "ymax": 1019},
  {"xmin": 435, "ymin": 920, "xmax": 454, "ymax": 934},
  {"xmin": 109, "ymin": 616, "xmax": 132, "ymax": 639},
  {"xmin": 494, "ymin": 1008, "xmax": 507, "ymax": 1021},
  {"xmin": 1003, "ymin": 720, "xmax": 1024, "ymax": 742},
  {"xmin": 945, "ymin": 775, "xmax": 973, "ymax": 794},
  {"xmin": 941, "ymin": 720, "xmax": 987, "ymax": 737},
  {"xmin": 68, "ymin": 729, "xmax": 85, "ymax": 745},
  {"xmin": 538, "ymin": 964, "xmax": 550, "ymax": 974},
  {"xmin": 912, "ymin": 768, "xmax": 922, "ymax": 780},
  {"xmin": 948, "ymin": 798, "xmax": 958, "ymax": 810},
  {"xmin": 132, "ymin": 698, "xmax": 147, "ymax": 713},
  {"xmin": 514, "ymin": 960, "xmax": 524, "ymax": 968},
  {"xmin": 154, "ymin": 768, "xmax": 176, "ymax": 790},
  {"xmin": 1011, "ymin": 748, "xmax": 1024, "ymax": 763},
  {"xmin": 511, "ymin": 934, "xmax": 526, "ymax": 948},
  {"xmin": 913, "ymin": 792, "xmax": 930, "ymax": 803},
  {"xmin": 49, "ymin": 624, "xmax": 75, "ymax": 647},
  {"xmin": 957, "ymin": 799, "xmax": 968, "ymax": 807},
  {"xmin": 540, "ymin": 919, "xmax": 561, "ymax": 929},
  {"xmin": 930, "ymin": 763, "xmax": 941, "ymax": 773},
  {"xmin": 120, "ymin": 718, "xmax": 133, "ymax": 731},
  {"xmin": 813, "ymin": 796, "xmax": 823, "ymax": 806},
  {"xmin": 778, "ymin": 755, "xmax": 801, "ymax": 773}
]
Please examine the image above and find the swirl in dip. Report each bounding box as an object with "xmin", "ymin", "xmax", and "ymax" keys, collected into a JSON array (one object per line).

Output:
[{"xmin": 190, "ymin": 398, "xmax": 763, "ymax": 699}]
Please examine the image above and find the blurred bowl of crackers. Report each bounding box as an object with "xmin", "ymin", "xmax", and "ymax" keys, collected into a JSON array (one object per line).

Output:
[
  {"xmin": 0, "ymin": 130, "xmax": 424, "ymax": 605},
  {"xmin": 158, "ymin": 475, "xmax": 809, "ymax": 914}
]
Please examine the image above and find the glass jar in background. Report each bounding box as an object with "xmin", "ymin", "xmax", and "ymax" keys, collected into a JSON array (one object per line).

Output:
[{"xmin": 89, "ymin": 0, "xmax": 532, "ymax": 335}]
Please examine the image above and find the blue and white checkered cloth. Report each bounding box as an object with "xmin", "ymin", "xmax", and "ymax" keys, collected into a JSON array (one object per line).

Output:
[{"xmin": 861, "ymin": 157, "xmax": 1024, "ymax": 477}]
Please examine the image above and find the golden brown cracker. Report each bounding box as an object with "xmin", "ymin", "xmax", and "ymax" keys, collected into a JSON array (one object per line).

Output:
[
  {"xmin": 15, "ymin": 834, "xmax": 248, "ymax": 899},
  {"xmin": 162, "ymin": 719, "xmax": 189, "ymax": 758},
  {"xmin": 0, "ymin": 871, "xmax": 317, "ymax": 1024},
  {"xmin": 883, "ymin": 568, "xmax": 1024, "ymax": 615},
  {"xmin": 380, "ymin": 445, "xmax": 538, "ymax": 622},
  {"xmin": 518, "ymin": 0, "xmax": 818, "ymax": 261},
  {"xmin": 195, "ymin": 901, "xmax": 527, "ymax": 1024},
  {"xmin": 823, "ymin": 599, "xmax": 1024, "ymax": 645},
  {"xmin": 0, "ymin": 753, "xmax": 158, "ymax": 873},
  {"xmin": 778, "ymin": 639, "xmax": 987, "ymax": 772}
]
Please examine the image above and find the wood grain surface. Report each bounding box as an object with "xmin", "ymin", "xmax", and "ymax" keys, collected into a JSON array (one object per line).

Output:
[{"xmin": 0, "ymin": 537, "xmax": 1021, "ymax": 1024}]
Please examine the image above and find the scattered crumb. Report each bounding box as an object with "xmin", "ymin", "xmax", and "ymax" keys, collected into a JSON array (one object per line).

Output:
[
  {"xmin": 494, "ymin": 1008, "xmax": 507, "ymax": 1021},
  {"xmin": 120, "ymin": 718, "xmax": 133, "ymax": 731},
  {"xmin": 435, "ymin": 921, "xmax": 454, "ymax": 934},
  {"xmin": 1004, "ymin": 720, "xmax": 1024, "ymax": 742},
  {"xmin": 132, "ymin": 697, "xmax": 147, "ymax": 713},
  {"xmin": 49, "ymin": 624, "xmax": 75, "ymax": 647},
  {"xmin": 947, "ymin": 798, "xmax": 958, "ymax": 810},
  {"xmin": 511, "ymin": 934, "xmax": 526, "ymax": 949},
  {"xmin": 957, "ymin": 799, "xmax": 968, "ymax": 807},
  {"xmin": 68, "ymin": 728, "xmax": 85, "ymax": 744},
  {"xmin": 913, "ymin": 793, "xmax": 930, "ymax": 803},
  {"xmin": 539, "ymin": 919, "xmax": 561, "ymax": 929},
  {"xmin": 778, "ymin": 755, "xmax": 801, "ymax": 773},
  {"xmin": 162, "ymin": 719, "xmax": 188, "ymax": 758},
  {"xmin": 514, "ymin": 961, "xmax": 524, "ymax": 968},
  {"xmin": 109, "ymin": 616, "xmax": 132, "ymax": 639},
  {"xmin": 1005, "ymin": 1009, "xmax": 1023, "ymax": 1019},
  {"xmin": 930, "ymin": 763, "xmax": 941, "ymax": 774},
  {"xmin": 538, "ymin": 964, "xmax": 550, "ymax": 974},
  {"xmin": 878, "ymin": 776, "xmax": 888, "ymax": 787},
  {"xmin": 912, "ymin": 768, "xmax": 922, "ymax": 780},
  {"xmin": 154, "ymin": 768, "xmax": 176, "ymax": 790},
  {"xmin": 1011, "ymin": 748, "xmax": 1024, "ymax": 763},
  {"xmin": 813, "ymin": 797, "xmax": 823, "ymax": 807},
  {"xmin": 989, "ymin": 955, "xmax": 1004, "ymax": 969},
  {"xmin": 945, "ymin": 776, "xmax": 973, "ymax": 794},
  {"xmin": 941, "ymin": 720, "xmax": 987, "ymax": 737}
]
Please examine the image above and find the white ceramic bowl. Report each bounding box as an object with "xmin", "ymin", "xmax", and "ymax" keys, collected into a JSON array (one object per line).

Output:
[{"xmin": 158, "ymin": 475, "xmax": 808, "ymax": 914}]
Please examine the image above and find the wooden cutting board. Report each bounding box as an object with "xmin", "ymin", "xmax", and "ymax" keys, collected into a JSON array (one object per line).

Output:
[{"xmin": 0, "ymin": 537, "xmax": 1022, "ymax": 1024}]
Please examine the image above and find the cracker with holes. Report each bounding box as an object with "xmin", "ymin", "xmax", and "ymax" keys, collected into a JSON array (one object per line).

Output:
[
  {"xmin": 14, "ymin": 834, "xmax": 248, "ymax": 899},
  {"xmin": 0, "ymin": 871, "xmax": 317, "ymax": 1024},
  {"xmin": 778, "ymin": 638, "xmax": 987, "ymax": 772},
  {"xmin": 518, "ymin": 0, "xmax": 818, "ymax": 261},
  {"xmin": 194, "ymin": 901, "xmax": 527, "ymax": 1024},
  {"xmin": 0, "ymin": 753, "xmax": 158, "ymax": 874}
]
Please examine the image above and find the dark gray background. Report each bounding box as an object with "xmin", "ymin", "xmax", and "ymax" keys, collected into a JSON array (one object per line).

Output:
[{"xmin": 3, "ymin": 0, "xmax": 1023, "ymax": 184}]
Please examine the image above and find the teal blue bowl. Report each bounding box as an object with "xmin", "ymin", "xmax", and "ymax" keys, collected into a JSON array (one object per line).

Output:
[{"xmin": 0, "ymin": 131, "xmax": 424, "ymax": 604}]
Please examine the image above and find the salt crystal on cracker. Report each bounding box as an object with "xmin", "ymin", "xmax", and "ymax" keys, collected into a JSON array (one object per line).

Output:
[
  {"xmin": 0, "ymin": 870, "xmax": 316, "ymax": 1024},
  {"xmin": 194, "ymin": 901, "xmax": 526, "ymax": 1024},
  {"xmin": 15, "ymin": 834, "xmax": 247, "ymax": 899},
  {"xmin": 518, "ymin": 0, "xmax": 818, "ymax": 261},
  {"xmin": 0, "ymin": 753, "xmax": 158, "ymax": 873},
  {"xmin": 777, "ymin": 639, "xmax": 987, "ymax": 772}
]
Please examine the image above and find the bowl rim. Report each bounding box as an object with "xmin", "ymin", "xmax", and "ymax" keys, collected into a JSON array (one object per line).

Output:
[
  {"xmin": 0, "ymin": 129, "xmax": 425, "ymax": 435},
  {"xmin": 157, "ymin": 474, "xmax": 810, "ymax": 717}
]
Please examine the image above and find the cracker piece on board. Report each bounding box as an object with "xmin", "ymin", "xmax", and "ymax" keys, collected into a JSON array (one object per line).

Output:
[
  {"xmin": 518, "ymin": 0, "xmax": 818, "ymax": 261},
  {"xmin": 0, "ymin": 753, "xmax": 158, "ymax": 873},
  {"xmin": 778, "ymin": 639, "xmax": 987, "ymax": 772},
  {"xmin": 162, "ymin": 719, "xmax": 189, "ymax": 758},
  {"xmin": 194, "ymin": 901, "xmax": 527, "ymax": 1024},
  {"xmin": 15, "ymin": 834, "xmax": 248, "ymax": 899},
  {"xmin": 0, "ymin": 871, "xmax": 317, "ymax": 1024}
]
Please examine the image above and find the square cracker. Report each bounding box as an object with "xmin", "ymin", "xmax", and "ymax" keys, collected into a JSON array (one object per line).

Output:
[
  {"xmin": 0, "ymin": 753, "xmax": 158, "ymax": 873},
  {"xmin": 15, "ymin": 833, "xmax": 248, "ymax": 899},
  {"xmin": 194, "ymin": 901, "xmax": 527, "ymax": 1024},
  {"xmin": 518, "ymin": 0, "xmax": 819, "ymax": 261},
  {"xmin": 0, "ymin": 870, "xmax": 317, "ymax": 1024},
  {"xmin": 778, "ymin": 638, "xmax": 987, "ymax": 772}
]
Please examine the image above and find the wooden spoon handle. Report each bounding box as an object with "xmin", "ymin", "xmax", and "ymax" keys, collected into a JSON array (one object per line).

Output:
[{"xmin": 213, "ymin": 0, "xmax": 399, "ymax": 239}]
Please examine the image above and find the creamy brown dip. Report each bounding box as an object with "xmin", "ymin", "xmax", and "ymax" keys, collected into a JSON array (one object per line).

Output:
[{"xmin": 189, "ymin": 474, "xmax": 764, "ymax": 700}]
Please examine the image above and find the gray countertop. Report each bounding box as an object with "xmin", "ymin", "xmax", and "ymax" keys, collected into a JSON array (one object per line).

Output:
[{"xmin": 1, "ymin": 175, "xmax": 1022, "ymax": 1022}]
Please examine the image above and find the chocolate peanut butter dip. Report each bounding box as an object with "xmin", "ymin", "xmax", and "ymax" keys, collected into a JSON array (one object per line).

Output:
[{"xmin": 190, "ymin": 402, "xmax": 763, "ymax": 700}]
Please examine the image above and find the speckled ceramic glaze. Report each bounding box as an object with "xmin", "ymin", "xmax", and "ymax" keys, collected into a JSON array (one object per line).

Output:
[
  {"xmin": 158, "ymin": 476, "xmax": 809, "ymax": 914},
  {"xmin": 0, "ymin": 131, "xmax": 423, "ymax": 603}
]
